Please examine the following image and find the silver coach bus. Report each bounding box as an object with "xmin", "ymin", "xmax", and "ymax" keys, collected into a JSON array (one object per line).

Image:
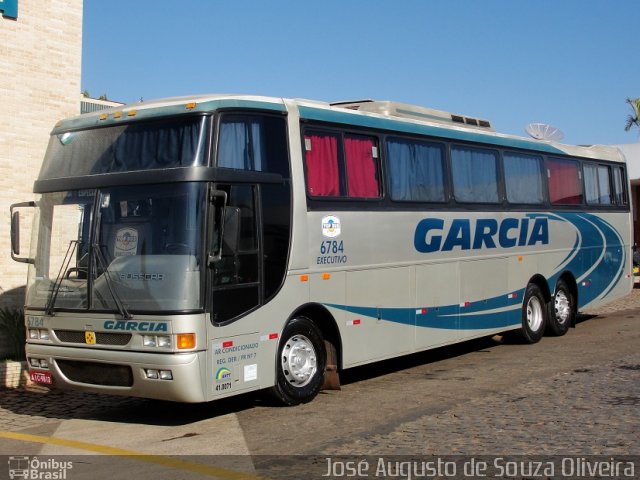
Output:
[{"xmin": 11, "ymin": 95, "xmax": 632, "ymax": 404}]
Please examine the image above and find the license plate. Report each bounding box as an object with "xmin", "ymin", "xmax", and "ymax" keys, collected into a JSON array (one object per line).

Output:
[{"xmin": 30, "ymin": 371, "xmax": 52, "ymax": 385}]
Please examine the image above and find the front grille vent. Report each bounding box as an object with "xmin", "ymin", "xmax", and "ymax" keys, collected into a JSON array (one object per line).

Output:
[
  {"xmin": 54, "ymin": 329, "xmax": 131, "ymax": 346},
  {"xmin": 57, "ymin": 360, "xmax": 133, "ymax": 387}
]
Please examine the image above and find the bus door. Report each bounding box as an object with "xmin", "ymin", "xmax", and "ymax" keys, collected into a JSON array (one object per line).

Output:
[
  {"xmin": 209, "ymin": 183, "xmax": 262, "ymax": 323},
  {"xmin": 208, "ymin": 179, "xmax": 291, "ymax": 323}
]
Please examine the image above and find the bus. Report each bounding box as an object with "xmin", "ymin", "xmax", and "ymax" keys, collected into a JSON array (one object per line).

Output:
[{"xmin": 10, "ymin": 95, "xmax": 632, "ymax": 405}]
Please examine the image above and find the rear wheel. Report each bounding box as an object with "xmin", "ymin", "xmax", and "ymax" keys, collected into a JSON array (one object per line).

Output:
[
  {"xmin": 519, "ymin": 283, "xmax": 547, "ymax": 344},
  {"xmin": 546, "ymin": 279, "xmax": 574, "ymax": 336},
  {"xmin": 269, "ymin": 317, "xmax": 326, "ymax": 406}
]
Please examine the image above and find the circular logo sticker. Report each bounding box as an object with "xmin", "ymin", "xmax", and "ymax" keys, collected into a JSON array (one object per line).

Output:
[{"xmin": 322, "ymin": 215, "xmax": 341, "ymax": 238}]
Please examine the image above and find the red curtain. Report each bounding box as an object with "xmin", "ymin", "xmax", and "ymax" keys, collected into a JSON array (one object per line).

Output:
[
  {"xmin": 345, "ymin": 136, "xmax": 379, "ymax": 197},
  {"xmin": 548, "ymin": 159, "xmax": 583, "ymax": 204},
  {"xmin": 304, "ymin": 134, "xmax": 340, "ymax": 196}
]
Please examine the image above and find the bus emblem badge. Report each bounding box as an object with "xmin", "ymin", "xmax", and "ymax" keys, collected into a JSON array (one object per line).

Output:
[
  {"xmin": 114, "ymin": 227, "xmax": 138, "ymax": 257},
  {"xmin": 85, "ymin": 331, "xmax": 96, "ymax": 345},
  {"xmin": 322, "ymin": 216, "xmax": 341, "ymax": 238}
]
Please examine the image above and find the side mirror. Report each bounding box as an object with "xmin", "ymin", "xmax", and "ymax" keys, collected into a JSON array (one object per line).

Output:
[{"xmin": 10, "ymin": 201, "xmax": 36, "ymax": 264}]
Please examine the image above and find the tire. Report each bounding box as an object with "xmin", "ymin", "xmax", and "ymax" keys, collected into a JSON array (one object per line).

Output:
[
  {"xmin": 269, "ymin": 317, "xmax": 326, "ymax": 406},
  {"xmin": 546, "ymin": 279, "xmax": 574, "ymax": 336},
  {"xmin": 519, "ymin": 283, "xmax": 547, "ymax": 344}
]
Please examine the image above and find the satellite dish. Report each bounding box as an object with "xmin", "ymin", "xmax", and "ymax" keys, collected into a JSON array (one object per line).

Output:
[{"xmin": 525, "ymin": 123, "xmax": 565, "ymax": 142}]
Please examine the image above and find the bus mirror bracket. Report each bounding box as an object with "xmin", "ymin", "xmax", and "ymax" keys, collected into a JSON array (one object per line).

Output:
[{"xmin": 10, "ymin": 201, "xmax": 36, "ymax": 264}]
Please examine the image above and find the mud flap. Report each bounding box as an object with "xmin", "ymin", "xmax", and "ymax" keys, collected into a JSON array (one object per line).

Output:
[{"xmin": 322, "ymin": 340, "xmax": 341, "ymax": 390}]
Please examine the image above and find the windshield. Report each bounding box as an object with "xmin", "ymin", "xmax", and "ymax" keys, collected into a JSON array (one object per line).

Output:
[
  {"xmin": 26, "ymin": 183, "xmax": 207, "ymax": 313},
  {"xmin": 39, "ymin": 116, "xmax": 208, "ymax": 180}
]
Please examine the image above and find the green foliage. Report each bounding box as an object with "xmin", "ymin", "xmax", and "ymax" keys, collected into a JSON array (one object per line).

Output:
[
  {"xmin": 0, "ymin": 307, "xmax": 25, "ymax": 361},
  {"xmin": 624, "ymin": 97, "xmax": 640, "ymax": 132}
]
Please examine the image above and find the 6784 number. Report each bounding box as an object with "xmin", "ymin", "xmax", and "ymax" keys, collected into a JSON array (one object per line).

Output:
[{"xmin": 320, "ymin": 240, "xmax": 344, "ymax": 255}]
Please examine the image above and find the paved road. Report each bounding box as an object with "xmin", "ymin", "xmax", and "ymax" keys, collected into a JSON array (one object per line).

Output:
[{"xmin": 1, "ymin": 290, "xmax": 639, "ymax": 479}]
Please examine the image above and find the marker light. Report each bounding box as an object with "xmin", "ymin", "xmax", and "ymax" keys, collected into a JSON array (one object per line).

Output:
[
  {"xmin": 176, "ymin": 333, "xmax": 196, "ymax": 350},
  {"xmin": 185, "ymin": 102, "xmax": 196, "ymax": 110}
]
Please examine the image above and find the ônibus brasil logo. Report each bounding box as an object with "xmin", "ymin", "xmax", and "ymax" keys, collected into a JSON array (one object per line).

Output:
[{"xmin": 8, "ymin": 456, "xmax": 73, "ymax": 479}]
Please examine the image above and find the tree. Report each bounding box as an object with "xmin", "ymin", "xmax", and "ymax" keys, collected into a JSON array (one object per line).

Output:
[{"xmin": 624, "ymin": 97, "xmax": 640, "ymax": 132}]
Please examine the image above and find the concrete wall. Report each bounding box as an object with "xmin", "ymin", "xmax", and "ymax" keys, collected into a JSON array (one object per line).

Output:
[{"xmin": 0, "ymin": 0, "xmax": 83, "ymax": 308}]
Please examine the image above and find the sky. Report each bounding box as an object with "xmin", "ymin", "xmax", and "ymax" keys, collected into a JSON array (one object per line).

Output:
[{"xmin": 82, "ymin": 1, "xmax": 640, "ymax": 147}]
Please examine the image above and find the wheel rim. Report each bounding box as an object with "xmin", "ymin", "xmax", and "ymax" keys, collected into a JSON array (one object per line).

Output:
[
  {"xmin": 554, "ymin": 290, "xmax": 571, "ymax": 324},
  {"xmin": 281, "ymin": 334, "xmax": 318, "ymax": 387},
  {"xmin": 526, "ymin": 296, "xmax": 543, "ymax": 332}
]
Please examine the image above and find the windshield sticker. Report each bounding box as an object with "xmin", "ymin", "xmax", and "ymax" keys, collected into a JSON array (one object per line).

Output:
[
  {"xmin": 322, "ymin": 215, "xmax": 341, "ymax": 238},
  {"xmin": 114, "ymin": 228, "xmax": 138, "ymax": 257}
]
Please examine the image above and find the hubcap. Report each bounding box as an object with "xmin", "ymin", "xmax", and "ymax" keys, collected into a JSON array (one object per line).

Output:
[
  {"xmin": 281, "ymin": 334, "xmax": 317, "ymax": 387},
  {"xmin": 554, "ymin": 290, "xmax": 571, "ymax": 324},
  {"xmin": 526, "ymin": 296, "xmax": 543, "ymax": 332}
]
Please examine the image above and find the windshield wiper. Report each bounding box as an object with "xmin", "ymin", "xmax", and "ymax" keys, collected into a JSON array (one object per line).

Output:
[
  {"xmin": 45, "ymin": 240, "xmax": 77, "ymax": 316},
  {"xmin": 92, "ymin": 243, "xmax": 132, "ymax": 320}
]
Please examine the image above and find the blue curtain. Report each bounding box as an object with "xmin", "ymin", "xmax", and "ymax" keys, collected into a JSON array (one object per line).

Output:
[
  {"xmin": 504, "ymin": 152, "xmax": 544, "ymax": 204},
  {"xmin": 218, "ymin": 118, "xmax": 263, "ymax": 170},
  {"xmin": 451, "ymin": 147, "xmax": 498, "ymax": 203},
  {"xmin": 387, "ymin": 138, "xmax": 445, "ymax": 202}
]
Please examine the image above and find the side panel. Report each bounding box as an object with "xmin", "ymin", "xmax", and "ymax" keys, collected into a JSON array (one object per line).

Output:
[
  {"xmin": 343, "ymin": 266, "xmax": 414, "ymax": 365},
  {"xmin": 415, "ymin": 262, "xmax": 460, "ymax": 349}
]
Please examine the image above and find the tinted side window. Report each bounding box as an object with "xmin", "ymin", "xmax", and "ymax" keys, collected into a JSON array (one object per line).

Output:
[
  {"xmin": 303, "ymin": 130, "xmax": 382, "ymax": 199},
  {"xmin": 344, "ymin": 134, "xmax": 381, "ymax": 198},
  {"xmin": 612, "ymin": 166, "xmax": 628, "ymax": 205},
  {"xmin": 584, "ymin": 164, "xmax": 612, "ymax": 205},
  {"xmin": 504, "ymin": 152, "xmax": 544, "ymax": 204},
  {"xmin": 451, "ymin": 146, "xmax": 499, "ymax": 203},
  {"xmin": 304, "ymin": 131, "xmax": 340, "ymax": 197},
  {"xmin": 217, "ymin": 114, "xmax": 289, "ymax": 176},
  {"xmin": 547, "ymin": 158, "xmax": 583, "ymax": 205},
  {"xmin": 387, "ymin": 137, "xmax": 445, "ymax": 202}
]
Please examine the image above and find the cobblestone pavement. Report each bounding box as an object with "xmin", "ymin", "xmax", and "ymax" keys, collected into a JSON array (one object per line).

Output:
[
  {"xmin": 319, "ymin": 289, "xmax": 640, "ymax": 456},
  {"xmin": 321, "ymin": 353, "xmax": 640, "ymax": 455}
]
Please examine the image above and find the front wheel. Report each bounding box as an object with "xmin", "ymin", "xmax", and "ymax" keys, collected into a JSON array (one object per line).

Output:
[
  {"xmin": 519, "ymin": 283, "xmax": 547, "ymax": 344},
  {"xmin": 546, "ymin": 279, "xmax": 574, "ymax": 336},
  {"xmin": 269, "ymin": 317, "xmax": 326, "ymax": 406}
]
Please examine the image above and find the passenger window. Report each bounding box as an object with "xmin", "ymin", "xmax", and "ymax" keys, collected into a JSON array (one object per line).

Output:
[
  {"xmin": 387, "ymin": 137, "xmax": 445, "ymax": 202},
  {"xmin": 304, "ymin": 130, "xmax": 381, "ymax": 199},
  {"xmin": 547, "ymin": 158, "xmax": 583, "ymax": 205},
  {"xmin": 344, "ymin": 134, "xmax": 381, "ymax": 198},
  {"xmin": 451, "ymin": 146, "xmax": 499, "ymax": 203},
  {"xmin": 584, "ymin": 164, "xmax": 613, "ymax": 205},
  {"xmin": 504, "ymin": 152, "xmax": 544, "ymax": 204},
  {"xmin": 613, "ymin": 166, "xmax": 628, "ymax": 205},
  {"xmin": 304, "ymin": 131, "xmax": 340, "ymax": 197}
]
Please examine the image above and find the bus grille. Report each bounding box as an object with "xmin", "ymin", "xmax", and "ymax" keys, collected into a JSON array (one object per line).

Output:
[
  {"xmin": 57, "ymin": 360, "xmax": 133, "ymax": 387},
  {"xmin": 54, "ymin": 330, "xmax": 132, "ymax": 346}
]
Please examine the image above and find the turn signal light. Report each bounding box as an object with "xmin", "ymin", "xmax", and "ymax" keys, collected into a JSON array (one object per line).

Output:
[{"xmin": 177, "ymin": 333, "xmax": 196, "ymax": 349}]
